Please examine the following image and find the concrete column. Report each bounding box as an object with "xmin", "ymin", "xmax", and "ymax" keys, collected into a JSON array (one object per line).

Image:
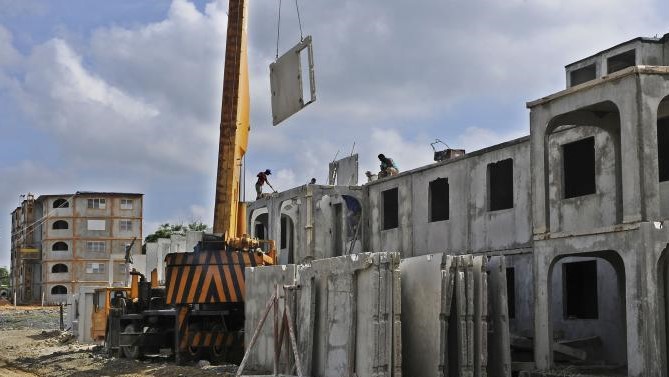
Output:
[
  {"xmin": 529, "ymin": 109, "xmax": 552, "ymax": 235},
  {"xmin": 621, "ymin": 247, "xmax": 652, "ymax": 377},
  {"xmin": 617, "ymin": 94, "xmax": 644, "ymax": 223},
  {"xmin": 533, "ymin": 250, "xmax": 553, "ymax": 370},
  {"xmin": 638, "ymin": 76, "xmax": 669, "ymax": 221}
]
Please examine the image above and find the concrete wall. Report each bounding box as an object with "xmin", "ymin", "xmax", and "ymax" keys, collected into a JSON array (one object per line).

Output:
[
  {"xmin": 248, "ymin": 185, "xmax": 364, "ymax": 264},
  {"xmin": 366, "ymin": 138, "xmax": 532, "ymax": 257},
  {"xmin": 244, "ymin": 253, "xmax": 401, "ymax": 377},
  {"xmin": 548, "ymin": 125, "xmax": 619, "ymax": 233},
  {"xmin": 145, "ymin": 232, "xmax": 203, "ymax": 284}
]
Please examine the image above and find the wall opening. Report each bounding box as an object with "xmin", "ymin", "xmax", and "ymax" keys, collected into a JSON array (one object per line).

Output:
[
  {"xmin": 607, "ymin": 49, "xmax": 636, "ymax": 74},
  {"xmin": 429, "ymin": 178, "xmax": 449, "ymax": 222},
  {"xmin": 51, "ymin": 264, "xmax": 68, "ymax": 273},
  {"xmin": 563, "ymin": 137, "xmax": 596, "ymax": 198},
  {"xmin": 659, "ymin": 117, "xmax": 669, "ymax": 182},
  {"xmin": 382, "ymin": 188, "xmax": 399, "ymax": 230},
  {"xmin": 280, "ymin": 214, "xmax": 295, "ymax": 264},
  {"xmin": 507, "ymin": 267, "xmax": 516, "ymax": 319},
  {"xmin": 52, "ymin": 220, "xmax": 69, "ymax": 230},
  {"xmin": 333, "ymin": 203, "xmax": 343, "ymax": 257},
  {"xmin": 251, "ymin": 211, "xmax": 269, "ymax": 243},
  {"xmin": 53, "ymin": 198, "xmax": 69, "ymax": 208},
  {"xmin": 254, "ymin": 223, "xmax": 265, "ymax": 240},
  {"xmin": 549, "ymin": 253, "xmax": 627, "ymax": 367},
  {"xmin": 52, "ymin": 242, "xmax": 68, "ymax": 251},
  {"xmin": 51, "ymin": 285, "xmax": 67, "ymax": 294},
  {"xmin": 488, "ymin": 158, "xmax": 514, "ymax": 211},
  {"xmin": 570, "ymin": 63, "xmax": 596, "ymax": 86},
  {"xmin": 563, "ymin": 260, "xmax": 598, "ymax": 319}
]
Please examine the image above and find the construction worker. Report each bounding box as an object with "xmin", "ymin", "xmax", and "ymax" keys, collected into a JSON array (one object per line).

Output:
[
  {"xmin": 378, "ymin": 154, "xmax": 399, "ymax": 178},
  {"xmin": 256, "ymin": 169, "xmax": 275, "ymax": 199}
]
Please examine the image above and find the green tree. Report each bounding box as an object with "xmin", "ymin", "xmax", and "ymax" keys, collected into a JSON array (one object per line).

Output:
[
  {"xmin": 0, "ymin": 266, "xmax": 9, "ymax": 287},
  {"xmin": 144, "ymin": 222, "xmax": 208, "ymax": 244}
]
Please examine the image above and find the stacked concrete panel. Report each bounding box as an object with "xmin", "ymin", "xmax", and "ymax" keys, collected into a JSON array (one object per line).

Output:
[
  {"xmin": 244, "ymin": 252, "xmax": 401, "ymax": 377},
  {"xmin": 400, "ymin": 253, "xmax": 509, "ymax": 377}
]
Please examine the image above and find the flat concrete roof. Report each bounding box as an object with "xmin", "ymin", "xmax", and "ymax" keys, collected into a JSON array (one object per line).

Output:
[
  {"xmin": 565, "ymin": 33, "xmax": 669, "ymax": 68},
  {"xmin": 527, "ymin": 65, "xmax": 669, "ymax": 108}
]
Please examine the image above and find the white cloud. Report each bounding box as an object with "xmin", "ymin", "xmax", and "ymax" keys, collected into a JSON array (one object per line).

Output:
[{"xmin": 0, "ymin": 0, "xmax": 666, "ymax": 265}]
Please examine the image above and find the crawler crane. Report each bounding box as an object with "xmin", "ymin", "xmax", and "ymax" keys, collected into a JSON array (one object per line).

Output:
[{"xmin": 102, "ymin": 0, "xmax": 277, "ymax": 364}]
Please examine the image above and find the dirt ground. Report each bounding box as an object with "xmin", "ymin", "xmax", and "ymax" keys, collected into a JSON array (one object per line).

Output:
[{"xmin": 0, "ymin": 306, "xmax": 241, "ymax": 377}]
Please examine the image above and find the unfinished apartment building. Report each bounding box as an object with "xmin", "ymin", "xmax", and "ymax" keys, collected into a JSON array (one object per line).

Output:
[
  {"xmin": 10, "ymin": 192, "xmax": 143, "ymax": 304},
  {"xmin": 10, "ymin": 194, "xmax": 41, "ymax": 303},
  {"xmin": 246, "ymin": 33, "xmax": 669, "ymax": 375}
]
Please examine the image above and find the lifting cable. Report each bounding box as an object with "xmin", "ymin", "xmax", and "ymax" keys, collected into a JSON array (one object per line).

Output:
[
  {"xmin": 295, "ymin": 0, "xmax": 304, "ymax": 41},
  {"xmin": 275, "ymin": 0, "xmax": 306, "ymax": 60},
  {"xmin": 275, "ymin": 0, "xmax": 282, "ymax": 59}
]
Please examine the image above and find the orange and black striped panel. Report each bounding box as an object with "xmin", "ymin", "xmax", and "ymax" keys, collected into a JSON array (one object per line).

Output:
[{"xmin": 165, "ymin": 250, "xmax": 264, "ymax": 305}]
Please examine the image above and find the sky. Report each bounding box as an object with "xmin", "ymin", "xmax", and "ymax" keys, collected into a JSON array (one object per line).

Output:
[{"xmin": 0, "ymin": 0, "xmax": 667, "ymax": 268}]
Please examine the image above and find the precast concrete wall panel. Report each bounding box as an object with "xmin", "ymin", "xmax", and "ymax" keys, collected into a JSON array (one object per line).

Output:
[
  {"xmin": 401, "ymin": 253, "xmax": 502, "ymax": 377},
  {"xmin": 487, "ymin": 256, "xmax": 511, "ymax": 377},
  {"xmin": 303, "ymin": 252, "xmax": 401, "ymax": 377},
  {"xmin": 243, "ymin": 264, "xmax": 297, "ymax": 372},
  {"xmin": 400, "ymin": 253, "xmax": 454, "ymax": 377},
  {"xmin": 244, "ymin": 252, "xmax": 401, "ymax": 377}
]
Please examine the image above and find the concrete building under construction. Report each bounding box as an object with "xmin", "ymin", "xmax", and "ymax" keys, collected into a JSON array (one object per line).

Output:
[
  {"xmin": 243, "ymin": 33, "xmax": 669, "ymax": 375},
  {"xmin": 10, "ymin": 192, "xmax": 143, "ymax": 304}
]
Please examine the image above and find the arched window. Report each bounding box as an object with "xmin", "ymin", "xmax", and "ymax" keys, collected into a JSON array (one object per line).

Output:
[
  {"xmin": 52, "ymin": 220, "xmax": 69, "ymax": 230},
  {"xmin": 51, "ymin": 285, "xmax": 67, "ymax": 294},
  {"xmin": 53, "ymin": 199, "xmax": 69, "ymax": 208},
  {"xmin": 52, "ymin": 242, "xmax": 68, "ymax": 251},
  {"xmin": 52, "ymin": 264, "xmax": 68, "ymax": 273}
]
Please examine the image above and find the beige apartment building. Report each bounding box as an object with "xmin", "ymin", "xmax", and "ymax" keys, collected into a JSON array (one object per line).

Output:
[{"xmin": 10, "ymin": 192, "xmax": 143, "ymax": 304}]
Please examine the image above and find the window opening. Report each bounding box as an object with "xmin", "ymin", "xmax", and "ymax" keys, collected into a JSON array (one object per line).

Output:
[
  {"xmin": 506, "ymin": 268, "xmax": 516, "ymax": 319},
  {"xmin": 564, "ymin": 260, "xmax": 598, "ymax": 319},
  {"xmin": 87, "ymin": 241, "xmax": 106, "ymax": 252},
  {"xmin": 570, "ymin": 63, "xmax": 596, "ymax": 86},
  {"xmin": 52, "ymin": 220, "xmax": 69, "ymax": 230},
  {"xmin": 563, "ymin": 137, "xmax": 596, "ymax": 198},
  {"xmin": 87, "ymin": 198, "xmax": 106, "ymax": 209},
  {"xmin": 52, "ymin": 242, "xmax": 68, "ymax": 251},
  {"xmin": 120, "ymin": 199, "xmax": 133, "ymax": 210},
  {"xmin": 53, "ymin": 198, "xmax": 69, "ymax": 208},
  {"xmin": 51, "ymin": 264, "xmax": 68, "ymax": 273},
  {"xmin": 382, "ymin": 188, "xmax": 399, "ymax": 230},
  {"xmin": 658, "ymin": 117, "xmax": 669, "ymax": 182},
  {"xmin": 119, "ymin": 220, "xmax": 133, "ymax": 232},
  {"xmin": 429, "ymin": 178, "xmax": 449, "ymax": 222},
  {"xmin": 607, "ymin": 49, "xmax": 636, "ymax": 74},
  {"xmin": 51, "ymin": 285, "xmax": 67, "ymax": 294},
  {"xmin": 87, "ymin": 219, "xmax": 106, "ymax": 231},
  {"xmin": 86, "ymin": 263, "xmax": 105, "ymax": 274},
  {"xmin": 488, "ymin": 159, "xmax": 514, "ymax": 211}
]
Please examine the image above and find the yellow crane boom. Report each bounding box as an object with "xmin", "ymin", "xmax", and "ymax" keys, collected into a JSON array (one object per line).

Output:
[{"xmin": 213, "ymin": 0, "xmax": 250, "ymax": 238}]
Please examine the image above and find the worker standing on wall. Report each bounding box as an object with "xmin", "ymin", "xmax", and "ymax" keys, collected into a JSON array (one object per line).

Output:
[
  {"xmin": 378, "ymin": 154, "xmax": 399, "ymax": 178},
  {"xmin": 256, "ymin": 169, "xmax": 275, "ymax": 199}
]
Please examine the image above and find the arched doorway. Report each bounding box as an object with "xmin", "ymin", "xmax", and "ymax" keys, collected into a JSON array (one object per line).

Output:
[{"xmin": 548, "ymin": 251, "xmax": 627, "ymax": 372}]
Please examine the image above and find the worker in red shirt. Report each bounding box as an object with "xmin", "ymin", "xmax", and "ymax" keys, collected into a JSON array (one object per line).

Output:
[{"xmin": 256, "ymin": 169, "xmax": 275, "ymax": 199}]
